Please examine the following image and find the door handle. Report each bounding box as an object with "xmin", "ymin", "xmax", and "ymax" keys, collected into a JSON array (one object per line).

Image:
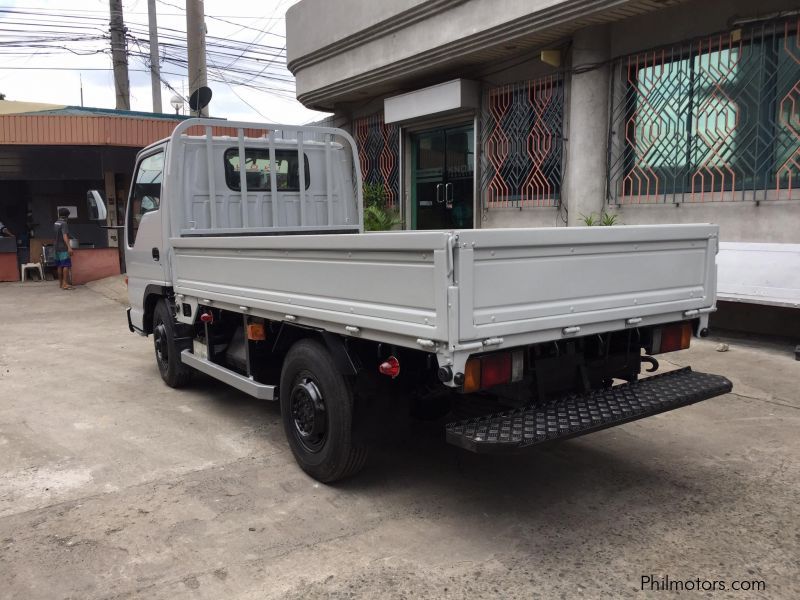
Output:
[
  {"xmin": 152, "ymin": 247, "xmax": 160, "ymax": 261},
  {"xmin": 436, "ymin": 183, "xmax": 444, "ymax": 204},
  {"xmin": 445, "ymin": 182, "xmax": 453, "ymax": 207}
]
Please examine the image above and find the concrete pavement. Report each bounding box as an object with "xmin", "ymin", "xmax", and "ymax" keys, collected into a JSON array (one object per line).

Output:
[{"xmin": 0, "ymin": 280, "xmax": 798, "ymax": 599}]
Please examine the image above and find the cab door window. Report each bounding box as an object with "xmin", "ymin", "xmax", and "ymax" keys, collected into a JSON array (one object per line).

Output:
[{"xmin": 127, "ymin": 151, "xmax": 164, "ymax": 246}]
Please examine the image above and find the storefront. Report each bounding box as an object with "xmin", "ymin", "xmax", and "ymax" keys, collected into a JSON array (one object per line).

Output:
[{"xmin": 0, "ymin": 102, "xmax": 184, "ymax": 283}]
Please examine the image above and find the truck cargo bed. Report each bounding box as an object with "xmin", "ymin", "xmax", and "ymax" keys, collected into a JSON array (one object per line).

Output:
[{"xmin": 171, "ymin": 224, "xmax": 719, "ymax": 378}]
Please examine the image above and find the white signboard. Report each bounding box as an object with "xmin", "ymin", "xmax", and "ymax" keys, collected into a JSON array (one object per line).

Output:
[{"xmin": 717, "ymin": 242, "xmax": 800, "ymax": 308}]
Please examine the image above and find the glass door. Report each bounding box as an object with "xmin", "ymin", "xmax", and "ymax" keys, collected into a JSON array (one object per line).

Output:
[{"xmin": 411, "ymin": 124, "xmax": 474, "ymax": 230}]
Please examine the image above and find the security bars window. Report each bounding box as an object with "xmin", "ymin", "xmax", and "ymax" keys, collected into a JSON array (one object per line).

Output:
[
  {"xmin": 353, "ymin": 114, "xmax": 400, "ymax": 207},
  {"xmin": 608, "ymin": 18, "xmax": 800, "ymax": 204},
  {"xmin": 480, "ymin": 76, "xmax": 564, "ymax": 208}
]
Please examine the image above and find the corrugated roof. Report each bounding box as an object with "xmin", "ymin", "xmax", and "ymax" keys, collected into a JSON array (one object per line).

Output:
[
  {"xmin": 0, "ymin": 113, "xmax": 184, "ymax": 147},
  {"xmin": 0, "ymin": 113, "xmax": 266, "ymax": 148},
  {"xmin": 0, "ymin": 99, "xmax": 188, "ymax": 146},
  {"xmin": 0, "ymin": 102, "xmax": 266, "ymax": 148}
]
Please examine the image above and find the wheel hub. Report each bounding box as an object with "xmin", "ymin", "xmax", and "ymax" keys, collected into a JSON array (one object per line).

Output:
[
  {"xmin": 154, "ymin": 323, "xmax": 168, "ymax": 364},
  {"xmin": 291, "ymin": 379, "xmax": 326, "ymax": 451}
]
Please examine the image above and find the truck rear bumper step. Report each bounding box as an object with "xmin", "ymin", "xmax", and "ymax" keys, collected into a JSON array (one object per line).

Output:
[{"xmin": 445, "ymin": 367, "xmax": 732, "ymax": 453}]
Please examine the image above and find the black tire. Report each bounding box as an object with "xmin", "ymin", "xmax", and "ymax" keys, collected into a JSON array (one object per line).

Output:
[
  {"xmin": 152, "ymin": 299, "xmax": 193, "ymax": 388},
  {"xmin": 280, "ymin": 339, "xmax": 368, "ymax": 483}
]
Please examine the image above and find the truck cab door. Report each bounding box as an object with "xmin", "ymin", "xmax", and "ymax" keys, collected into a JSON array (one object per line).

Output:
[{"xmin": 125, "ymin": 148, "xmax": 167, "ymax": 331}]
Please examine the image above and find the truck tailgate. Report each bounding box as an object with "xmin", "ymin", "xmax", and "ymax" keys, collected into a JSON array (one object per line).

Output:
[{"xmin": 455, "ymin": 225, "xmax": 718, "ymax": 343}]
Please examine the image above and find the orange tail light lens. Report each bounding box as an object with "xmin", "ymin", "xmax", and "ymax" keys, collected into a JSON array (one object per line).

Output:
[
  {"xmin": 654, "ymin": 322, "xmax": 692, "ymax": 354},
  {"xmin": 463, "ymin": 358, "xmax": 481, "ymax": 393},
  {"xmin": 246, "ymin": 323, "xmax": 266, "ymax": 341}
]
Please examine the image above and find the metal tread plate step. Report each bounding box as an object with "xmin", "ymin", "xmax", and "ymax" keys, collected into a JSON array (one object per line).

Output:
[{"xmin": 445, "ymin": 367, "xmax": 732, "ymax": 453}]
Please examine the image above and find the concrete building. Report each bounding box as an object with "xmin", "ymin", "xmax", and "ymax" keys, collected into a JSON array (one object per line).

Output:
[{"xmin": 287, "ymin": 0, "xmax": 800, "ymax": 335}]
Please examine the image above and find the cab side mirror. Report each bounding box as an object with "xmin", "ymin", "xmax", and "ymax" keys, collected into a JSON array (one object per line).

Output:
[{"xmin": 87, "ymin": 190, "xmax": 108, "ymax": 221}]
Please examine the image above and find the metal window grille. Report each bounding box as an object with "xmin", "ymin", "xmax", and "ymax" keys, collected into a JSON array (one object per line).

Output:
[
  {"xmin": 480, "ymin": 76, "xmax": 564, "ymax": 208},
  {"xmin": 353, "ymin": 113, "xmax": 400, "ymax": 206},
  {"xmin": 607, "ymin": 17, "xmax": 800, "ymax": 204}
]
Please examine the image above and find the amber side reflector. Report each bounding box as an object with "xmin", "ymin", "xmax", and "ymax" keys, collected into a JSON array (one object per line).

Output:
[
  {"xmin": 658, "ymin": 322, "xmax": 692, "ymax": 353},
  {"xmin": 124, "ymin": 275, "xmax": 128, "ymax": 287},
  {"xmin": 463, "ymin": 358, "xmax": 481, "ymax": 393},
  {"xmin": 246, "ymin": 323, "xmax": 266, "ymax": 341}
]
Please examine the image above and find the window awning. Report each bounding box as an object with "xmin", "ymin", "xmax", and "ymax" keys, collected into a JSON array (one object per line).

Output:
[{"xmin": 384, "ymin": 79, "xmax": 480, "ymax": 125}]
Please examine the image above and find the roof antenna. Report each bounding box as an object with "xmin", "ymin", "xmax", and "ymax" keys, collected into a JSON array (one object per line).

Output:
[{"xmin": 80, "ymin": 74, "xmax": 84, "ymax": 107}]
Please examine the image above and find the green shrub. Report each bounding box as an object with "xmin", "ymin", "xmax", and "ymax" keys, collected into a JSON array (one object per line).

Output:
[
  {"xmin": 580, "ymin": 212, "xmax": 620, "ymax": 226},
  {"xmin": 363, "ymin": 183, "xmax": 402, "ymax": 231}
]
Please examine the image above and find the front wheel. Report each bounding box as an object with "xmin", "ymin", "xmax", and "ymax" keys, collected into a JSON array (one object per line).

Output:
[
  {"xmin": 152, "ymin": 299, "xmax": 193, "ymax": 388},
  {"xmin": 279, "ymin": 339, "xmax": 368, "ymax": 483}
]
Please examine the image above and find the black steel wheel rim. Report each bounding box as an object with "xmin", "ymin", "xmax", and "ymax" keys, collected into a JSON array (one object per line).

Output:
[
  {"xmin": 154, "ymin": 322, "xmax": 168, "ymax": 370},
  {"xmin": 290, "ymin": 376, "xmax": 327, "ymax": 453}
]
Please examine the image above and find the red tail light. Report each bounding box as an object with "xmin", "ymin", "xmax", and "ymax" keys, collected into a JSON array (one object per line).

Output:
[
  {"xmin": 379, "ymin": 356, "xmax": 400, "ymax": 378},
  {"xmin": 481, "ymin": 353, "xmax": 512, "ymax": 388}
]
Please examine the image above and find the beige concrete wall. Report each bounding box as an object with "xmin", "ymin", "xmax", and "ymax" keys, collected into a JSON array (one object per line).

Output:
[
  {"xmin": 288, "ymin": 0, "xmax": 562, "ymax": 95},
  {"xmin": 288, "ymin": 0, "xmax": 676, "ymax": 108},
  {"xmin": 481, "ymin": 208, "xmax": 562, "ymax": 229},
  {"xmin": 287, "ymin": 0, "xmax": 429, "ymax": 63},
  {"xmin": 612, "ymin": 202, "xmax": 800, "ymax": 244}
]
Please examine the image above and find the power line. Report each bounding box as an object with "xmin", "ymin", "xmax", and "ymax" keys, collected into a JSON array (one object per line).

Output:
[
  {"xmin": 208, "ymin": 60, "xmax": 278, "ymax": 121},
  {"xmin": 153, "ymin": 0, "xmax": 284, "ymax": 37},
  {"xmin": 0, "ymin": 2, "xmax": 301, "ymax": 117},
  {"xmin": 0, "ymin": 5, "xmax": 284, "ymax": 19}
]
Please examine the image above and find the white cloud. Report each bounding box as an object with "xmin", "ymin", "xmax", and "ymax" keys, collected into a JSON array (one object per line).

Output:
[{"xmin": 0, "ymin": 0, "xmax": 329, "ymax": 124}]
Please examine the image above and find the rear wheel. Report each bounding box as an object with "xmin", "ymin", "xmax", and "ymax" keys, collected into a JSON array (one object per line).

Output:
[
  {"xmin": 153, "ymin": 299, "xmax": 192, "ymax": 388},
  {"xmin": 280, "ymin": 339, "xmax": 367, "ymax": 483}
]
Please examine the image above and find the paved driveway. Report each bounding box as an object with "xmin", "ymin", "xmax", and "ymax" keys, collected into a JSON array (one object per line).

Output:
[{"xmin": 1, "ymin": 281, "xmax": 798, "ymax": 599}]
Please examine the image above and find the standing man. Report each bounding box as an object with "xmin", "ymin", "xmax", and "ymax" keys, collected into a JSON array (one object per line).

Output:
[{"xmin": 54, "ymin": 208, "xmax": 74, "ymax": 290}]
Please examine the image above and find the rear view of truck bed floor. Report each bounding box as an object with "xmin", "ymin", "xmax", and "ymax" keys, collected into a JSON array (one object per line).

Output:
[{"xmin": 445, "ymin": 368, "xmax": 732, "ymax": 453}]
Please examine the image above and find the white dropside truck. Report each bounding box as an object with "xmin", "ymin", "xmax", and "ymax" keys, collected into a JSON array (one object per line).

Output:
[{"xmin": 122, "ymin": 119, "xmax": 732, "ymax": 482}]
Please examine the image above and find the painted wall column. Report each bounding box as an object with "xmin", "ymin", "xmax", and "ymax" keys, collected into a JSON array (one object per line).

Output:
[{"xmin": 565, "ymin": 25, "xmax": 611, "ymax": 226}]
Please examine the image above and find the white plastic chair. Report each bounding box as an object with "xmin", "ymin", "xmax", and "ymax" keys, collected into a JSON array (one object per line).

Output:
[{"xmin": 21, "ymin": 262, "xmax": 43, "ymax": 282}]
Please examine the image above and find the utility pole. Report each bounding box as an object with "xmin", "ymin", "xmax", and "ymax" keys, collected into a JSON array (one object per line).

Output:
[
  {"xmin": 186, "ymin": 0, "xmax": 209, "ymax": 117},
  {"xmin": 147, "ymin": 0, "xmax": 162, "ymax": 113},
  {"xmin": 109, "ymin": 0, "xmax": 130, "ymax": 110}
]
